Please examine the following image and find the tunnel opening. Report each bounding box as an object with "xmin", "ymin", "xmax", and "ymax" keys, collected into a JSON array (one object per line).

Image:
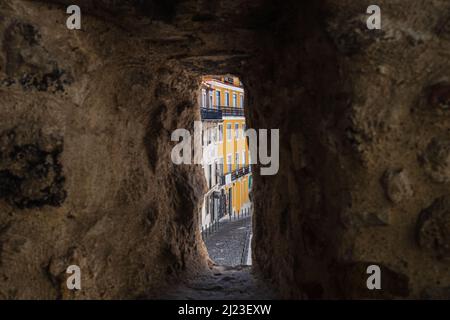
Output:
[
  {"xmin": 197, "ymin": 75, "xmax": 253, "ymax": 268},
  {"xmin": 160, "ymin": 72, "xmax": 278, "ymax": 299}
]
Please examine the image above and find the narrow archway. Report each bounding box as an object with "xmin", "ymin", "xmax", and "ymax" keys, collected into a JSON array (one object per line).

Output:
[{"xmin": 160, "ymin": 74, "xmax": 273, "ymax": 299}]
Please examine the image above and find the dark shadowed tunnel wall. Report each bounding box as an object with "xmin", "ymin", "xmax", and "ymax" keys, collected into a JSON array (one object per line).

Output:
[{"xmin": 1, "ymin": 0, "xmax": 450, "ymax": 299}]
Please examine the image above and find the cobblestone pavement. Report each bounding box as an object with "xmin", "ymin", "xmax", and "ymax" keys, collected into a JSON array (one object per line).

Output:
[
  {"xmin": 204, "ymin": 215, "xmax": 252, "ymax": 267},
  {"xmin": 158, "ymin": 216, "xmax": 277, "ymax": 300},
  {"xmin": 159, "ymin": 265, "xmax": 276, "ymax": 300}
]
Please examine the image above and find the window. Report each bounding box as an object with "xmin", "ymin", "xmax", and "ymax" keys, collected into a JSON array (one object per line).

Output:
[
  {"xmin": 240, "ymin": 94, "xmax": 244, "ymax": 108},
  {"xmin": 218, "ymin": 124, "xmax": 223, "ymax": 142},
  {"xmin": 227, "ymin": 154, "xmax": 232, "ymax": 173},
  {"xmin": 218, "ymin": 158, "xmax": 224, "ymax": 176},
  {"xmin": 212, "ymin": 127, "xmax": 216, "ymax": 143},
  {"xmin": 215, "ymin": 91, "xmax": 221, "ymax": 106},
  {"xmin": 209, "ymin": 196, "xmax": 214, "ymax": 218},
  {"xmin": 227, "ymin": 124, "xmax": 232, "ymax": 140},
  {"xmin": 209, "ymin": 92, "xmax": 213, "ymax": 108},
  {"xmin": 212, "ymin": 161, "xmax": 216, "ymax": 185},
  {"xmin": 202, "ymin": 90, "xmax": 206, "ymax": 108},
  {"xmin": 233, "ymin": 93, "xmax": 237, "ymax": 107},
  {"xmin": 235, "ymin": 153, "xmax": 240, "ymax": 169},
  {"xmin": 208, "ymin": 164, "xmax": 212, "ymax": 188},
  {"xmin": 207, "ymin": 128, "xmax": 212, "ymax": 145},
  {"xmin": 225, "ymin": 92, "xmax": 230, "ymax": 107},
  {"xmin": 235, "ymin": 123, "xmax": 239, "ymax": 139}
]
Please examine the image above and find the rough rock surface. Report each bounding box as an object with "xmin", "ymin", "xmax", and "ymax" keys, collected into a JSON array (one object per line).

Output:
[
  {"xmin": 382, "ymin": 169, "xmax": 413, "ymax": 204},
  {"xmin": 1, "ymin": 0, "xmax": 450, "ymax": 299},
  {"xmin": 422, "ymin": 137, "xmax": 450, "ymax": 183},
  {"xmin": 416, "ymin": 196, "xmax": 450, "ymax": 260}
]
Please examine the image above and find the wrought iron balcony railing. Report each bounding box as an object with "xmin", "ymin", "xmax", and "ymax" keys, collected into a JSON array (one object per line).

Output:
[
  {"xmin": 200, "ymin": 106, "xmax": 244, "ymax": 119},
  {"xmin": 200, "ymin": 107, "xmax": 222, "ymax": 120},
  {"xmin": 231, "ymin": 166, "xmax": 250, "ymax": 182},
  {"xmin": 216, "ymin": 166, "xmax": 250, "ymax": 187},
  {"xmin": 219, "ymin": 106, "xmax": 244, "ymax": 117}
]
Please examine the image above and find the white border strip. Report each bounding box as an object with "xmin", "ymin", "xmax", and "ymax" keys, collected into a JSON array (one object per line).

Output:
[
  {"xmin": 222, "ymin": 116, "xmax": 245, "ymax": 120},
  {"xmin": 246, "ymin": 233, "xmax": 252, "ymax": 265}
]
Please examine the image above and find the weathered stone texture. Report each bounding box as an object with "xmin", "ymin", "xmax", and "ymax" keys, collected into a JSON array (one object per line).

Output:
[
  {"xmin": 382, "ymin": 168, "xmax": 413, "ymax": 204},
  {"xmin": 0, "ymin": 127, "xmax": 66, "ymax": 209},
  {"xmin": 1, "ymin": 0, "xmax": 450, "ymax": 299},
  {"xmin": 422, "ymin": 137, "xmax": 450, "ymax": 183},
  {"xmin": 416, "ymin": 196, "xmax": 450, "ymax": 260}
]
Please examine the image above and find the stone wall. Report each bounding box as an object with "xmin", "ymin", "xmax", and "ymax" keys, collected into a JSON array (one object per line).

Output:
[
  {"xmin": 1, "ymin": 0, "xmax": 450, "ymax": 299},
  {"xmin": 0, "ymin": 0, "xmax": 210, "ymax": 298},
  {"xmin": 249, "ymin": 0, "xmax": 450, "ymax": 299}
]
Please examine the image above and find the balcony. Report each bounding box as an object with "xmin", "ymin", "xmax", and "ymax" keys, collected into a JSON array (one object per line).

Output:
[
  {"xmin": 220, "ymin": 106, "xmax": 244, "ymax": 117},
  {"xmin": 217, "ymin": 166, "xmax": 250, "ymax": 186},
  {"xmin": 200, "ymin": 106, "xmax": 245, "ymax": 119},
  {"xmin": 200, "ymin": 107, "xmax": 222, "ymax": 120},
  {"xmin": 230, "ymin": 166, "xmax": 250, "ymax": 182},
  {"xmin": 237, "ymin": 165, "xmax": 250, "ymax": 180}
]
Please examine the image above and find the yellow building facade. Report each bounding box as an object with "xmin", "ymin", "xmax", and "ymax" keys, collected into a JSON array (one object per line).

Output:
[
  {"xmin": 220, "ymin": 117, "xmax": 251, "ymax": 216},
  {"xmin": 200, "ymin": 75, "xmax": 252, "ymax": 224}
]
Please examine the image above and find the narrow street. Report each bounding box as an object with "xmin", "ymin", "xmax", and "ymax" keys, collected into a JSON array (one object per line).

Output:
[
  {"xmin": 158, "ymin": 215, "xmax": 276, "ymax": 300},
  {"xmin": 204, "ymin": 215, "xmax": 252, "ymax": 267}
]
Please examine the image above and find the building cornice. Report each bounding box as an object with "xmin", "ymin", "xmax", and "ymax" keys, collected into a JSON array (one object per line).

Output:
[{"xmin": 205, "ymin": 80, "xmax": 245, "ymax": 93}]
